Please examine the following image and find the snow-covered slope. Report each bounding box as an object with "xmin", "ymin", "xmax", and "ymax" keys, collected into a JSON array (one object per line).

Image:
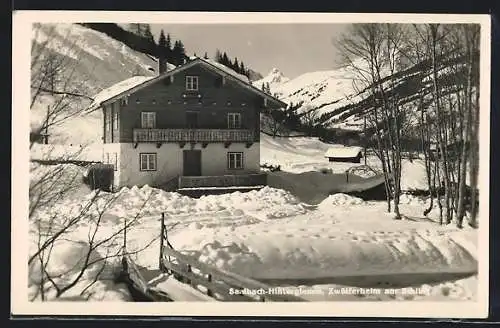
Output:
[
  {"xmin": 264, "ymin": 55, "xmax": 471, "ymax": 132},
  {"xmin": 262, "ymin": 64, "xmax": 375, "ymax": 131},
  {"xmin": 253, "ymin": 68, "xmax": 290, "ymax": 92},
  {"xmin": 30, "ymin": 23, "xmax": 174, "ymax": 145}
]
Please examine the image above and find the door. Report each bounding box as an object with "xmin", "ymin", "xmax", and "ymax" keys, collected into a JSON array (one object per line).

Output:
[
  {"xmin": 183, "ymin": 150, "xmax": 202, "ymax": 176},
  {"xmin": 186, "ymin": 111, "xmax": 199, "ymax": 129}
]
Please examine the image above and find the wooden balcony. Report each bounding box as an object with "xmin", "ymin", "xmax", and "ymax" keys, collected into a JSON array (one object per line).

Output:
[{"xmin": 133, "ymin": 128, "xmax": 255, "ymax": 143}]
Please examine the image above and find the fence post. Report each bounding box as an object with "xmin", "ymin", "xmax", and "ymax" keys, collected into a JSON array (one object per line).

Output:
[
  {"xmin": 123, "ymin": 216, "xmax": 127, "ymax": 254},
  {"xmin": 159, "ymin": 212, "xmax": 165, "ymax": 271},
  {"xmin": 207, "ymin": 274, "xmax": 213, "ymax": 297}
]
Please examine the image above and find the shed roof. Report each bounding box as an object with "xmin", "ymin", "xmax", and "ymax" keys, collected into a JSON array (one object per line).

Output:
[{"xmin": 324, "ymin": 146, "xmax": 363, "ymax": 158}]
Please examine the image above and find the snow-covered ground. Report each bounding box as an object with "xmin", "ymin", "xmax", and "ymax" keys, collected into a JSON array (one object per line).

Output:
[
  {"xmin": 260, "ymin": 133, "xmax": 429, "ymax": 191},
  {"xmin": 28, "ymin": 135, "xmax": 477, "ymax": 302}
]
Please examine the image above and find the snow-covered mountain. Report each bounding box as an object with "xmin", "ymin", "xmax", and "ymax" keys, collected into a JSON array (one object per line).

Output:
[
  {"xmin": 262, "ymin": 54, "xmax": 471, "ymax": 132},
  {"xmin": 253, "ymin": 64, "xmax": 371, "ymax": 131},
  {"xmin": 253, "ymin": 68, "xmax": 290, "ymax": 92},
  {"xmin": 272, "ymin": 66, "xmax": 364, "ymax": 130}
]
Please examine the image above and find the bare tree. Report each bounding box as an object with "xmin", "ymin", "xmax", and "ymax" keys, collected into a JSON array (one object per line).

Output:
[
  {"xmin": 338, "ymin": 23, "xmax": 481, "ymax": 227},
  {"xmin": 261, "ymin": 109, "xmax": 286, "ymax": 138},
  {"xmin": 417, "ymin": 24, "xmax": 480, "ymax": 227},
  {"xmin": 454, "ymin": 24, "xmax": 480, "ymax": 228},
  {"xmin": 30, "ymin": 23, "xmax": 94, "ymax": 149},
  {"xmin": 300, "ymin": 106, "xmax": 322, "ymax": 137},
  {"xmin": 29, "ymin": 188, "xmax": 158, "ymax": 301},
  {"xmin": 338, "ymin": 23, "xmax": 409, "ymax": 218},
  {"xmin": 28, "ymin": 24, "xmax": 156, "ymax": 301}
]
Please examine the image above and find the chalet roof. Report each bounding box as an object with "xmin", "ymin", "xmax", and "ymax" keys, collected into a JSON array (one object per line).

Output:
[
  {"xmin": 88, "ymin": 57, "xmax": 287, "ymax": 111},
  {"xmin": 88, "ymin": 75, "xmax": 155, "ymax": 111},
  {"xmin": 200, "ymin": 58, "xmax": 250, "ymax": 83},
  {"xmin": 324, "ymin": 146, "xmax": 363, "ymax": 159}
]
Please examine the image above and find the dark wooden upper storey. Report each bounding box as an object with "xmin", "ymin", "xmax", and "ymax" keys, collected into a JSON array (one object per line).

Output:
[{"xmin": 99, "ymin": 59, "xmax": 287, "ymax": 144}]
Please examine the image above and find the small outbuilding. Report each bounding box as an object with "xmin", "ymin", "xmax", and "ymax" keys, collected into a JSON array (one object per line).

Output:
[{"xmin": 324, "ymin": 146, "xmax": 363, "ymax": 163}]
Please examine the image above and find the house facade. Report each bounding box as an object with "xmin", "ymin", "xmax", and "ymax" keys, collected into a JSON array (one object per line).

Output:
[{"xmin": 89, "ymin": 58, "xmax": 287, "ymax": 189}]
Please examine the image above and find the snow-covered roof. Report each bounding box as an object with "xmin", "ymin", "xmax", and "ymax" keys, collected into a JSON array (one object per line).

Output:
[
  {"xmin": 188, "ymin": 56, "xmax": 250, "ymax": 82},
  {"xmin": 88, "ymin": 75, "xmax": 155, "ymax": 111},
  {"xmin": 201, "ymin": 58, "xmax": 250, "ymax": 83},
  {"xmin": 87, "ymin": 57, "xmax": 287, "ymax": 111},
  {"xmin": 324, "ymin": 146, "xmax": 363, "ymax": 158}
]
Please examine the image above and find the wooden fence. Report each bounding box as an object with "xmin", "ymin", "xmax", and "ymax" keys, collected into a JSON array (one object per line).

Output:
[
  {"xmin": 119, "ymin": 254, "xmax": 172, "ymax": 302},
  {"xmin": 159, "ymin": 213, "xmax": 307, "ymax": 302}
]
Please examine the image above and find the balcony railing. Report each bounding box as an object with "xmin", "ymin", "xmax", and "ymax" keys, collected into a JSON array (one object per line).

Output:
[{"xmin": 133, "ymin": 128, "xmax": 255, "ymax": 143}]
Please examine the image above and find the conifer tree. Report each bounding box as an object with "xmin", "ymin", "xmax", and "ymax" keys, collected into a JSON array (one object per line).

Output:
[
  {"xmin": 239, "ymin": 61, "xmax": 245, "ymax": 75},
  {"xmin": 222, "ymin": 52, "xmax": 229, "ymax": 66},
  {"xmin": 215, "ymin": 49, "xmax": 222, "ymax": 62},
  {"xmin": 158, "ymin": 29, "xmax": 168, "ymax": 69},
  {"xmin": 143, "ymin": 24, "xmax": 154, "ymax": 43},
  {"xmin": 233, "ymin": 58, "xmax": 239, "ymax": 71}
]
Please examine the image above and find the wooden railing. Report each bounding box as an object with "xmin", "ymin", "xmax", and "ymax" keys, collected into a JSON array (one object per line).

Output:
[
  {"xmin": 159, "ymin": 213, "xmax": 306, "ymax": 302},
  {"xmin": 119, "ymin": 254, "xmax": 172, "ymax": 301},
  {"xmin": 133, "ymin": 129, "xmax": 255, "ymax": 143},
  {"xmin": 178, "ymin": 173, "xmax": 267, "ymax": 189}
]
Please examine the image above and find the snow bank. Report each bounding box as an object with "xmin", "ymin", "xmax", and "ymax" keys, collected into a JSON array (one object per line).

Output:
[
  {"xmin": 28, "ymin": 239, "xmax": 131, "ymax": 301},
  {"xmin": 94, "ymin": 185, "xmax": 308, "ymax": 221},
  {"xmin": 318, "ymin": 193, "xmax": 365, "ymax": 207},
  {"xmin": 170, "ymin": 226, "xmax": 477, "ymax": 281}
]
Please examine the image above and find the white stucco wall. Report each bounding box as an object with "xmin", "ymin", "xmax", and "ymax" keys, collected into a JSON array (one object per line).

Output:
[
  {"xmin": 200, "ymin": 143, "xmax": 260, "ymax": 176},
  {"xmin": 101, "ymin": 143, "xmax": 121, "ymax": 188},
  {"xmin": 118, "ymin": 143, "xmax": 182, "ymax": 187},
  {"xmin": 115, "ymin": 142, "xmax": 260, "ymax": 187}
]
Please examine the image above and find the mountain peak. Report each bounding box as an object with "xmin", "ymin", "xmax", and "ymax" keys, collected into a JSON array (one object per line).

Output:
[{"xmin": 270, "ymin": 67, "xmax": 282, "ymax": 75}]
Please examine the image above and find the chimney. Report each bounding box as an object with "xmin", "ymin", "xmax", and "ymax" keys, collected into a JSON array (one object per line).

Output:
[{"xmin": 158, "ymin": 53, "xmax": 167, "ymax": 75}]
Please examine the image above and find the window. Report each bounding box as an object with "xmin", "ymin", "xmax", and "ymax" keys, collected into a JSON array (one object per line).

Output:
[
  {"xmin": 140, "ymin": 153, "xmax": 157, "ymax": 171},
  {"xmin": 113, "ymin": 104, "xmax": 119, "ymax": 130},
  {"xmin": 141, "ymin": 112, "xmax": 156, "ymax": 128},
  {"xmin": 186, "ymin": 76, "xmax": 199, "ymax": 91},
  {"xmin": 227, "ymin": 152, "xmax": 244, "ymax": 169},
  {"xmin": 120, "ymin": 96, "xmax": 128, "ymax": 106},
  {"xmin": 227, "ymin": 113, "xmax": 242, "ymax": 129}
]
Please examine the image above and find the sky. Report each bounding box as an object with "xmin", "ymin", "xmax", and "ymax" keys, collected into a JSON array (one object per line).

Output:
[{"xmin": 149, "ymin": 24, "xmax": 350, "ymax": 79}]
